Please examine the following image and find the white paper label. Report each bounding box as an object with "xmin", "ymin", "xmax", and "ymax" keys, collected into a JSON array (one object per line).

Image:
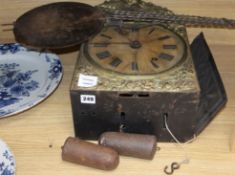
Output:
[
  {"xmin": 80, "ymin": 95, "xmax": 96, "ymax": 104},
  {"xmin": 78, "ymin": 74, "xmax": 98, "ymax": 88}
]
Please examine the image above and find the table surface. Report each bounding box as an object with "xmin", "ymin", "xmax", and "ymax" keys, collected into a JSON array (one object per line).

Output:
[{"xmin": 1, "ymin": 1, "xmax": 235, "ymax": 175}]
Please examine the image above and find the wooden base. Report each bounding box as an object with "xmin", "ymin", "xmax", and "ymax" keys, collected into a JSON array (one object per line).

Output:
[{"xmin": 230, "ymin": 127, "xmax": 235, "ymax": 152}]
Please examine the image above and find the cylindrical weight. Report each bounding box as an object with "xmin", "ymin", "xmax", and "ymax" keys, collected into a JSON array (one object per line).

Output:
[
  {"xmin": 99, "ymin": 132, "xmax": 157, "ymax": 160},
  {"xmin": 62, "ymin": 137, "xmax": 119, "ymax": 170}
]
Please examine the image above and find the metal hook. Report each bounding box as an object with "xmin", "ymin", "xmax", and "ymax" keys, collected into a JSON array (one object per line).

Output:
[
  {"xmin": 164, "ymin": 162, "xmax": 180, "ymax": 175},
  {"xmin": 1, "ymin": 23, "xmax": 14, "ymax": 32},
  {"xmin": 1, "ymin": 23, "xmax": 14, "ymax": 26}
]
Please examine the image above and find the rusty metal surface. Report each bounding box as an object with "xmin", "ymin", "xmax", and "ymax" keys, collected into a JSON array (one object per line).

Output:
[
  {"xmin": 99, "ymin": 132, "xmax": 157, "ymax": 160},
  {"xmin": 13, "ymin": 2, "xmax": 105, "ymax": 49},
  {"xmin": 62, "ymin": 137, "xmax": 119, "ymax": 170},
  {"xmin": 99, "ymin": 0, "xmax": 235, "ymax": 28},
  {"xmin": 71, "ymin": 89, "xmax": 200, "ymax": 142}
]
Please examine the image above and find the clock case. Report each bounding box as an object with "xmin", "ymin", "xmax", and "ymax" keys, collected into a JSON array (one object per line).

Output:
[
  {"xmin": 70, "ymin": 0, "xmax": 227, "ymax": 142},
  {"xmin": 70, "ymin": 22, "xmax": 227, "ymax": 142}
]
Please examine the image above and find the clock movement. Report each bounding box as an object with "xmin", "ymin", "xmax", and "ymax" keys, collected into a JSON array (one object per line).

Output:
[{"xmin": 12, "ymin": 0, "xmax": 230, "ymax": 142}]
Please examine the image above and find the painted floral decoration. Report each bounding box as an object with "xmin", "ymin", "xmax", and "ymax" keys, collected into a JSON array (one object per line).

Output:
[
  {"xmin": 0, "ymin": 44, "xmax": 21, "ymax": 55},
  {"xmin": 0, "ymin": 140, "xmax": 15, "ymax": 175},
  {"xmin": 0, "ymin": 63, "xmax": 39, "ymax": 109},
  {"xmin": 48, "ymin": 59, "xmax": 63, "ymax": 80}
]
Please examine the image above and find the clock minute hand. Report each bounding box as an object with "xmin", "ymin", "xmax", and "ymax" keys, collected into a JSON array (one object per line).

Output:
[{"xmin": 108, "ymin": 10, "xmax": 235, "ymax": 29}]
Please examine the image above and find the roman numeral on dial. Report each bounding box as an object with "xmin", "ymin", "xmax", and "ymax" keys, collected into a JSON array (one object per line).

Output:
[
  {"xmin": 131, "ymin": 26, "xmax": 139, "ymax": 32},
  {"xmin": 131, "ymin": 62, "xmax": 139, "ymax": 71},
  {"xmin": 163, "ymin": 44, "xmax": 177, "ymax": 49},
  {"xmin": 93, "ymin": 43, "xmax": 109, "ymax": 47},
  {"xmin": 110, "ymin": 57, "xmax": 122, "ymax": 67},
  {"xmin": 159, "ymin": 53, "xmax": 174, "ymax": 61},
  {"xmin": 100, "ymin": 34, "xmax": 112, "ymax": 39},
  {"xmin": 158, "ymin": 35, "xmax": 171, "ymax": 41},
  {"xmin": 114, "ymin": 27, "xmax": 129, "ymax": 36},
  {"xmin": 96, "ymin": 51, "xmax": 111, "ymax": 59},
  {"xmin": 148, "ymin": 28, "xmax": 155, "ymax": 35}
]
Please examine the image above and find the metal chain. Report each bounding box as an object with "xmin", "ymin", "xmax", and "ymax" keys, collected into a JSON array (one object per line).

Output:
[{"xmin": 107, "ymin": 10, "xmax": 235, "ymax": 28}]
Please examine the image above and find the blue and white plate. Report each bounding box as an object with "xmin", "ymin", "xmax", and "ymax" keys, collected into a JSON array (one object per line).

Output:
[
  {"xmin": 0, "ymin": 139, "xmax": 16, "ymax": 175},
  {"xmin": 0, "ymin": 43, "xmax": 63, "ymax": 118}
]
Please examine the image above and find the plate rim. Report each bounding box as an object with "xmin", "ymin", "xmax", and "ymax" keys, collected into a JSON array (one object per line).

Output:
[{"xmin": 0, "ymin": 43, "xmax": 63, "ymax": 118}]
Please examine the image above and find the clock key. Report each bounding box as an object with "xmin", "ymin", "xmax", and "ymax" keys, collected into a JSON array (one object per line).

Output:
[
  {"xmin": 159, "ymin": 53, "xmax": 174, "ymax": 61},
  {"xmin": 96, "ymin": 51, "xmax": 111, "ymax": 59},
  {"xmin": 110, "ymin": 57, "xmax": 122, "ymax": 67}
]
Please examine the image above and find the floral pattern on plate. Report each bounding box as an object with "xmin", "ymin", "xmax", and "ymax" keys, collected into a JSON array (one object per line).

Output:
[
  {"xmin": 0, "ymin": 43, "xmax": 63, "ymax": 118},
  {"xmin": 0, "ymin": 63, "xmax": 39, "ymax": 108},
  {"xmin": 0, "ymin": 139, "xmax": 15, "ymax": 175}
]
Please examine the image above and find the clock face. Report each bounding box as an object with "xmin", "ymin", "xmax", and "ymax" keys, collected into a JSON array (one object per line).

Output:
[{"xmin": 84, "ymin": 25, "xmax": 187, "ymax": 75}]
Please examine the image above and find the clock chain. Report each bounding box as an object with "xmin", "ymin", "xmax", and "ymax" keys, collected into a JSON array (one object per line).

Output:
[{"xmin": 107, "ymin": 10, "xmax": 235, "ymax": 29}]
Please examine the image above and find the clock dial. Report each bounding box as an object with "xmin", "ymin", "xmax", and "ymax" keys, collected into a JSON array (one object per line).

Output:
[{"xmin": 85, "ymin": 25, "xmax": 186, "ymax": 75}]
